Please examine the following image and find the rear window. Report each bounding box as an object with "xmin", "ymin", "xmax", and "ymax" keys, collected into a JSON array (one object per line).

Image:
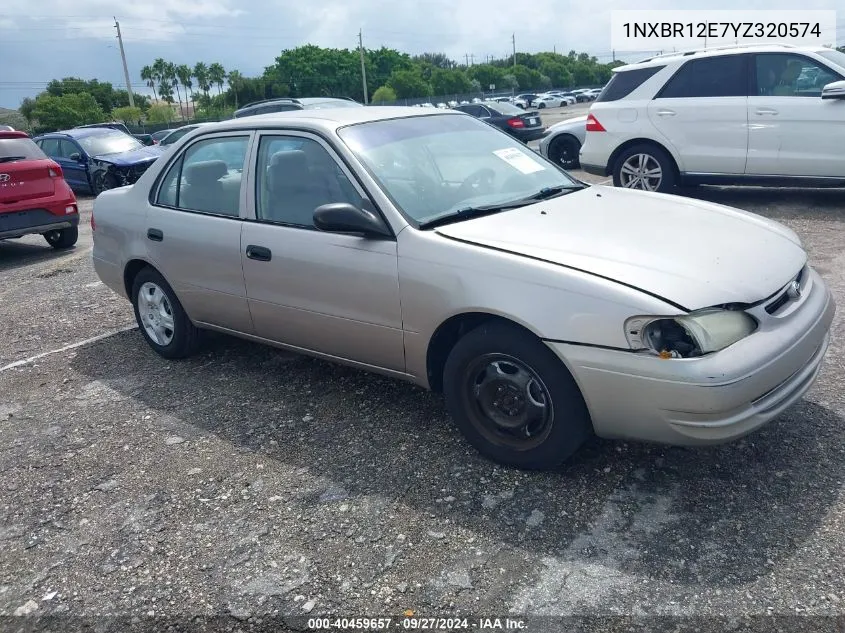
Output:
[
  {"xmin": 596, "ymin": 66, "xmax": 665, "ymax": 102},
  {"xmin": 0, "ymin": 137, "xmax": 47, "ymax": 160},
  {"xmin": 485, "ymin": 101, "xmax": 523, "ymax": 115}
]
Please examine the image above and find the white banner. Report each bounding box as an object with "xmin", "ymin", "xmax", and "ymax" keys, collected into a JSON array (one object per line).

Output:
[{"xmin": 611, "ymin": 10, "xmax": 838, "ymax": 52}]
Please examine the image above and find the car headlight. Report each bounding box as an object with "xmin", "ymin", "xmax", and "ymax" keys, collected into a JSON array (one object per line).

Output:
[{"xmin": 624, "ymin": 309, "xmax": 758, "ymax": 358}]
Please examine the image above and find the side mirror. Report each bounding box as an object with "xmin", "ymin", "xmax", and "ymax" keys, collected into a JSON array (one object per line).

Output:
[
  {"xmin": 69, "ymin": 153, "xmax": 82, "ymax": 162},
  {"xmin": 313, "ymin": 202, "xmax": 391, "ymax": 238},
  {"xmin": 821, "ymin": 80, "xmax": 845, "ymax": 100}
]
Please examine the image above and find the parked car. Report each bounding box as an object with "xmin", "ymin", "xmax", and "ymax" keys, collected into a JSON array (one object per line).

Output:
[
  {"xmin": 75, "ymin": 122, "xmax": 155, "ymax": 145},
  {"xmin": 33, "ymin": 127, "xmax": 165, "ymax": 195},
  {"xmin": 513, "ymin": 93, "xmax": 540, "ymax": 108},
  {"xmin": 150, "ymin": 129, "xmax": 176, "ymax": 144},
  {"xmin": 91, "ymin": 106, "xmax": 835, "ymax": 470},
  {"xmin": 545, "ymin": 91, "xmax": 577, "ymax": 105},
  {"xmin": 453, "ymin": 100, "xmax": 545, "ymax": 142},
  {"xmin": 0, "ymin": 125, "xmax": 15, "ymax": 131},
  {"xmin": 580, "ymin": 44, "xmax": 845, "ymax": 192},
  {"xmin": 158, "ymin": 123, "xmax": 212, "ymax": 148},
  {"xmin": 0, "ymin": 130, "xmax": 79, "ymax": 249},
  {"xmin": 539, "ymin": 115, "xmax": 586, "ymax": 169},
  {"xmin": 532, "ymin": 95, "xmax": 566, "ymax": 109},
  {"xmin": 233, "ymin": 96, "xmax": 363, "ymax": 118}
]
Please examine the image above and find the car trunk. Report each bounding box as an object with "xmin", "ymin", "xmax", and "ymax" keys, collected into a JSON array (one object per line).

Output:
[
  {"xmin": 519, "ymin": 111, "xmax": 543, "ymax": 129},
  {"xmin": 0, "ymin": 159, "xmax": 57, "ymax": 208}
]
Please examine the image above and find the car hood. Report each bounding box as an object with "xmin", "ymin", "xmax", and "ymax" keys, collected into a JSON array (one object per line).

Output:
[
  {"xmin": 93, "ymin": 145, "xmax": 164, "ymax": 166},
  {"xmin": 433, "ymin": 186, "xmax": 806, "ymax": 311}
]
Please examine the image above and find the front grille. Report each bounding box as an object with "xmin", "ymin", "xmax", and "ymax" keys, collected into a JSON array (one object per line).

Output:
[{"xmin": 765, "ymin": 266, "xmax": 806, "ymax": 315}]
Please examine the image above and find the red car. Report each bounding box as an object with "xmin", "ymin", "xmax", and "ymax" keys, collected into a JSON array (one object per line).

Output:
[{"xmin": 0, "ymin": 130, "xmax": 79, "ymax": 249}]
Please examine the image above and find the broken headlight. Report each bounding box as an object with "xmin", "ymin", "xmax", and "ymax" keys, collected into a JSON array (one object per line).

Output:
[{"xmin": 624, "ymin": 310, "xmax": 758, "ymax": 358}]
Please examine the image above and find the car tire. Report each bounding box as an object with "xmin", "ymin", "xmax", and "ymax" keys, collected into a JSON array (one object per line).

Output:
[
  {"xmin": 43, "ymin": 226, "xmax": 78, "ymax": 249},
  {"xmin": 92, "ymin": 172, "xmax": 119, "ymax": 196},
  {"xmin": 131, "ymin": 267, "xmax": 200, "ymax": 359},
  {"xmin": 443, "ymin": 321, "xmax": 593, "ymax": 470},
  {"xmin": 538, "ymin": 102, "xmax": 546, "ymax": 109},
  {"xmin": 548, "ymin": 135, "xmax": 581, "ymax": 170},
  {"xmin": 612, "ymin": 144, "xmax": 676, "ymax": 193}
]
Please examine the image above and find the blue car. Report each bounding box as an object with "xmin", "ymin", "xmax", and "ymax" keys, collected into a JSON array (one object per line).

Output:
[{"xmin": 33, "ymin": 127, "xmax": 164, "ymax": 195}]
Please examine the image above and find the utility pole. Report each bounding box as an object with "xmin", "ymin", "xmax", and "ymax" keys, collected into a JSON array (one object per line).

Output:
[
  {"xmin": 465, "ymin": 53, "xmax": 469, "ymax": 66},
  {"xmin": 113, "ymin": 18, "xmax": 135, "ymax": 108},
  {"xmin": 612, "ymin": 49, "xmax": 616, "ymax": 62},
  {"xmin": 358, "ymin": 29, "xmax": 368, "ymax": 104},
  {"xmin": 512, "ymin": 33, "xmax": 516, "ymax": 67},
  {"xmin": 469, "ymin": 53, "xmax": 474, "ymax": 65}
]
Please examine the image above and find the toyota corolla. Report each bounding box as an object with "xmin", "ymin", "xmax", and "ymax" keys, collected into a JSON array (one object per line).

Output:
[{"xmin": 90, "ymin": 107, "xmax": 836, "ymax": 470}]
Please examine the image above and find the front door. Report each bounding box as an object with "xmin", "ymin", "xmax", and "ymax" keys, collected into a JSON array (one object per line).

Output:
[
  {"xmin": 145, "ymin": 131, "xmax": 254, "ymax": 333},
  {"xmin": 56, "ymin": 139, "xmax": 90, "ymax": 191},
  {"xmin": 647, "ymin": 54, "xmax": 749, "ymax": 175},
  {"xmin": 746, "ymin": 52, "xmax": 845, "ymax": 178},
  {"xmin": 240, "ymin": 132, "xmax": 405, "ymax": 372}
]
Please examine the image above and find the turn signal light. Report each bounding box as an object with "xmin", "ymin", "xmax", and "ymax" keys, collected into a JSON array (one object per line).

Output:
[{"xmin": 586, "ymin": 113, "xmax": 606, "ymax": 132}]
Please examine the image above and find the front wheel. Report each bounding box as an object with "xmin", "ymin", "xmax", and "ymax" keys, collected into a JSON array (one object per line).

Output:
[
  {"xmin": 548, "ymin": 135, "xmax": 581, "ymax": 170},
  {"xmin": 92, "ymin": 172, "xmax": 119, "ymax": 196},
  {"xmin": 612, "ymin": 144, "xmax": 676, "ymax": 193},
  {"xmin": 43, "ymin": 226, "xmax": 78, "ymax": 249},
  {"xmin": 538, "ymin": 102, "xmax": 546, "ymax": 109},
  {"xmin": 131, "ymin": 267, "xmax": 200, "ymax": 359},
  {"xmin": 443, "ymin": 322, "xmax": 593, "ymax": 470}
]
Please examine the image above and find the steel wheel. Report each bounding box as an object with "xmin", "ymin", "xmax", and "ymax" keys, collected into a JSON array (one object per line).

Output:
[
  {"xmin": 137, "ymin": 281, "xmax": 175, "ymax": 346},
  {"xmin": 462, "ymin": 353, "xmax": 554, "ymax": 451},
  {"xmin": 619, "ymin": 153, "xmax": 663, "ymax": 191}
]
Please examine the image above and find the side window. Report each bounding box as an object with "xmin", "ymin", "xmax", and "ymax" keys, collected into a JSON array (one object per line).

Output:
[
  {"xmin": 255, "ymin": 135, "xmax": 361, "ymax": 228},
  {"xmin": 755, "ymin": 54, "xmax": 842, "ymax": 97},
  {"xmin": 463, "ymin": 105, "xmax": 483, "ymax": 117},
  {"xmin": 656, "ymin": 56, "xmax": 747, "ymax": 98},
  {"xmin": 155, "ymin": 136, "xmax": 249, "ymax": 215},
  {"xmin": 39, "ymin": 138, "xmax": 60, "ymax": 157},
  {"xmin": 58, "ymin": 139, "xmax": 80, "ymax": 159},
  {"xmin": 597, "ymin": 66, "xmax": 665, "ymax": 102}
]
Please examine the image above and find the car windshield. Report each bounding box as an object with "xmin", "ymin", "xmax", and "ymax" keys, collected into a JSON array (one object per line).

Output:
[
  {"xmin": 77, "ymin": 131, "xmax": 143, "ymax": 156},
  {"xmin": 162, "ymin": 126, "xmax": 197, "ymax": 145},
  {"xmin": 0, "ymin": 137, "xmax": 47, "ymax": 160},
  {"xmin": 338, "ymin": 113, "xmax": 582, "ymax": 226},
  {"xmin": 817, "ymin": 49, "xmax": 845, "ymax": 73}
]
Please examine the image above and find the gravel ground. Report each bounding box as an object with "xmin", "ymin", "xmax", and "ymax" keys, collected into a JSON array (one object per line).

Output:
[{"xmin": 1, "ymin": 178, "xmax": 844, "ymax": 633}]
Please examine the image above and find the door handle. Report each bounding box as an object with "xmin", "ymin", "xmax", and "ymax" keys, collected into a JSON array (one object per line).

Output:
[
  {"xmin": 147, "ymin": 228, "xmax": 163, "ymax": 242},
  {"xmin": 755, "ymin": 108, "xmax": 778, "ymax": 115},
  {"xmin": 246, "ymin": 245, "xmax": 272, "ymax": 262},
  {"xmin": 656, "ymin": 109, "xmax": 676, "ymax": 116}
]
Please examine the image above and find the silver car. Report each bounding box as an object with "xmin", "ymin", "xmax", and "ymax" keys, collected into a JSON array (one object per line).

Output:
[
  {"xmin": 91, "ymin": 107, "xmax": 835, "ymax": 470},
  {"xmin": 539, "ymin": 115, "xmax": 586, "ymax": 170}
]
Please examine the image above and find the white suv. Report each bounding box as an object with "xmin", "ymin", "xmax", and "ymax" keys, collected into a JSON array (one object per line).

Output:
[{"xmin": 579, "ymin": 44, "xmax": 845, "ymax": 192}]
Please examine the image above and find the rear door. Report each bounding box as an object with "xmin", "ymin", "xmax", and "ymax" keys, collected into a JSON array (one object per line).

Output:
[
  {"xmin": 745, "ymin": 52, "xmax": 845, "ymax": 178},
  {"xmin": 647, "ymin": 54, "xmax": 749, "ymax": 175},
  {"xmin": 146, "ymin": 131, "xmax": 255, "ymax": 333}
]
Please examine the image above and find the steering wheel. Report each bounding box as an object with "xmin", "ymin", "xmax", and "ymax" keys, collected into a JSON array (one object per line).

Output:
[{"xmin": 455, "ymin": 168, "xmax": 497, "ymax": 202}]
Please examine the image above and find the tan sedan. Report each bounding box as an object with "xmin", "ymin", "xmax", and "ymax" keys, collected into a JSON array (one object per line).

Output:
[{"xmin": 91, "ymin": 107, "xmax": 835, "ymax": 469}]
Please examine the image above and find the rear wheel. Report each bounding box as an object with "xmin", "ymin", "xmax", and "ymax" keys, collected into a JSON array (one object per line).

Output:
[
  {"xmin": 612, "ymin": 144, "xmax": 676, "ymax": 193},
  {"xmin": 548, "ymin": 135, "xmax": 581, "ymax": 170},
  {"xmin": 538, "ymin": 102, "xmax": 546, "ymax": 109},
  {"xmin": 43, "ymin": 226, "xmax": 78, "ymax": 249},
  {"xmin": 131, "ymin": 267, "xmax": 200, "ymax": 359},
  {"xmin": 443, "ymin": 321, "xmax": 592, "ymax": 470}
]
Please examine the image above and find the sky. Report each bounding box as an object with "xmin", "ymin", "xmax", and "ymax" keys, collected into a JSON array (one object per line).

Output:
[{"xmin": 0, "ymin": 0, "xmax": 842, "ymax": 109}]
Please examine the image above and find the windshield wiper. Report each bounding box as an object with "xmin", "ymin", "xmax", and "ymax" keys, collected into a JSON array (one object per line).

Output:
[
  {"xmin": 518, "ymin": 184, "xmax": 585, "ymax": 202},
  {"xmin": 0, "ymin": 156, "xmax": 26, "ymax": 164}
]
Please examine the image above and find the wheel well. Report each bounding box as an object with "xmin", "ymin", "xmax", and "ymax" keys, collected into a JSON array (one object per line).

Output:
[
  {"xmin": 607, "ymin": 138, "xmax": 679, "ymax": 179},
  {"xmin": 549, "ymin": 133, "xmax": 580, "ymax": 150},
  {"xmin": 123, "ymin": 259, "xmax": 153, "ymax": 298},
  {"xmin": 426, "ymin": 313, "xmax": 539, "ymax": 393}
]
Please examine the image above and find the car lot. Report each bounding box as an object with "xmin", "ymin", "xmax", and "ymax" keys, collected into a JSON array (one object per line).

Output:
[{"xmin": 2, "ymin": 113, "xmax": 845, "ymax": 633}]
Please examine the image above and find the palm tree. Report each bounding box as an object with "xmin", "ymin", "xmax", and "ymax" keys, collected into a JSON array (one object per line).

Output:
[
  {"xmin": 164, "ymin": 62, "xmax": 185, "ymax": 120},
  {"xmin": 193, "ymin": 62, "xmax": 211, "ymax": 101},
  {"xmin": 152, "ymin": 57, "xmax": 168, "ymax": 105},
  {"xmin": 140, "ymin": 65, "xmax": 158, "ymax": 102},
  {"xmin": 208, "ymin": 63, "xmax": 226, "ymax": 97},
  {"xmin": 227, "ymin": 69, "xmax": 244, "ymax": 108},
  {"xmin": 175, "ymin": 64, "xmax": 193, "ymax": 118}
]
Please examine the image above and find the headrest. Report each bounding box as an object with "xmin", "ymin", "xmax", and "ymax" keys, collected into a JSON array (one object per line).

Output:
[
  {"xmin": 268, "ymin": 150, "xmax": 311, "ymax": 189},
  {"xmin": 184, "ymin": 160, "xmax": 227, "ymax": 186}
]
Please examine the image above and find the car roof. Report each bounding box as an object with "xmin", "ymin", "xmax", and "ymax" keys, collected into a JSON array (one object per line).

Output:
[
  {"xmin": 620, "ymin": 43, "xmax": 831, "ymax": 71},
  {"xmin": 38, "ymin": 127, "xmax": 128, "ymax": 139},
  {"xmin": 196, "ymin": 106, "xmax": 459, "ymax": 134}
]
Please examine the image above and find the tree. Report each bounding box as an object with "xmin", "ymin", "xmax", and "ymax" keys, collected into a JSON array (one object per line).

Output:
[
  {"xmin": 30, "ymin": 92, "xmax": 105, "ymax": 132},
  {"xmin": 208, "ymin": 63, "xmax": 226, "ymax": 96},
  {"xmin": 19, "ymin": 97, "xmax": 36, "ymax": 125},
  {"xmin": 386, "ymin": 69, "xmax": 431, "ymax": 98},
  {"xmin": 152, "ymin": 58, "xmax": 168, "ymax": 102},
  {"xmin": 112, "ymin": 106, "xmax": 142, "ymax": 126},
  {"xmin": 226, "ymin": 70, "xmax": 244, "ymax": 107},
  {"xmin": 371, "ymin": 85, "xmax": 397, "ymax": 103},
  {"xmin": 430, "ymin": 68, "xmax": 472, "ymax": 96},
  {"xmin": 175, "ymin": 64, "xmax": 193, "ymax": 115},
  {"xmin": 412, "ymin": 53, "xmax": 456, "ymax": 69},
  {"xmin": 146, "ymin": 103, "xmax": 173, "ymax": 124},
  {"xmin": 163, "ymin": 62, "xmax": 185, "ymax": 120},
  {"xmin": 501, "ymin": 74, "xmax": 518, "ymax": 90},
  {"xmin": 193, "ymin": 62, "xmax": 211, "ymax": 100},
  {"xmin": 466, "ymin": 64, "xmax": 503, "ymax": 90},
  {"xmin": 140, "ymin": 65, "xmax": 158, "ymax": 103}
]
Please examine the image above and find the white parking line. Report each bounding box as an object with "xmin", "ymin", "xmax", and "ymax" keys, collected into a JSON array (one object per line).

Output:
[{"xmin": 0, "ymin": 324, "xmax": 138, "ymax": 373}]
